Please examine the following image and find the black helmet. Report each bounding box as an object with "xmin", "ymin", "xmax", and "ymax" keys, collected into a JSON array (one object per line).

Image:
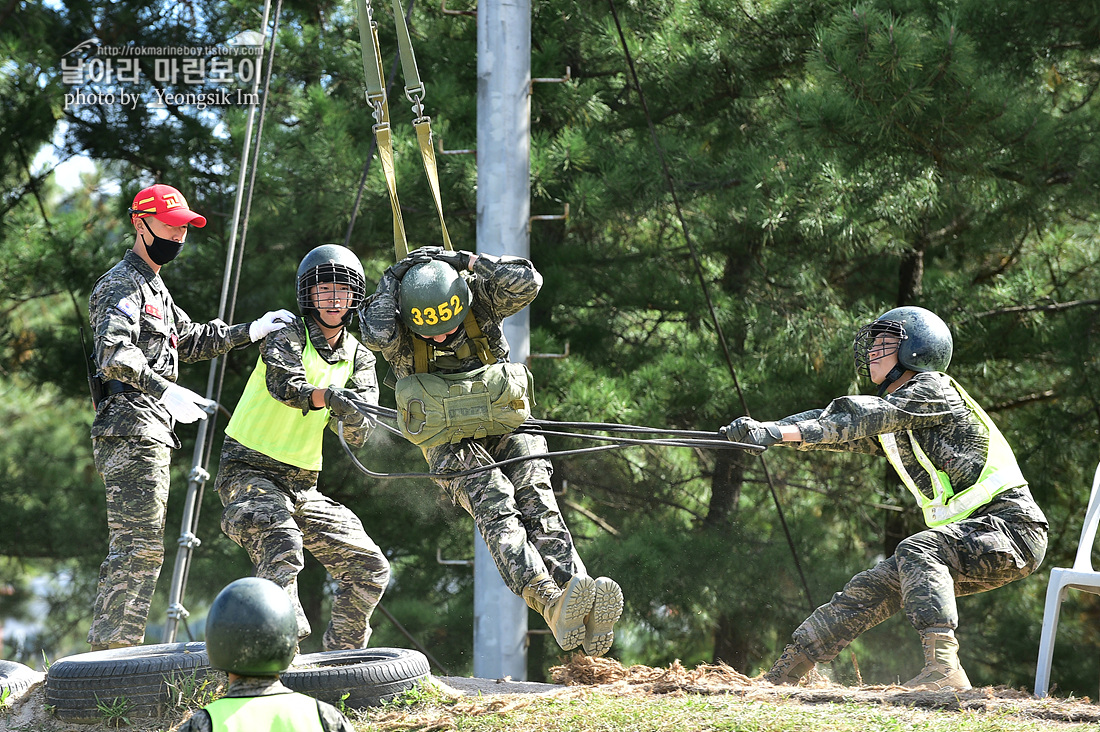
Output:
[
  {"xmin": 205, "ymin": 577, "xmax": 298, "ymax": 676},
  {"xmin": 398, "ymin": 260, "xmax": 471, "ymax": 337},
  {"xmin": 853, "ymin": 306, "xmax": 953, "ymax": 379},
  {"xmin": 296, "ymin": 245, "xmax": 366, "ymax": 327}
]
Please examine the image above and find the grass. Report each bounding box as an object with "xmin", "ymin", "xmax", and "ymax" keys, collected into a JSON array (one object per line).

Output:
[
  {"xmin": 347, "ymin": 683, "xmax": 1099, "ymax": 732},
  {"xmin": 164, "ymin": 669, "xmax": 225, "ymax": 713},
  {"xmin": 93, "ymin": 694, "xmax": 132, "ymax": 728}
]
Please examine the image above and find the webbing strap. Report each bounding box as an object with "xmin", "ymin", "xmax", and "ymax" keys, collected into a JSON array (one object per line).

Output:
[
  {"xmin": 413, "ymin": 336, "xmax": 432, "ymax": 373},
  {"xmin": 415, "ymin": 120, "xmax": 453, "ymax": 251},
  {"xmin": 355, "ymin": 0, "xmax": 409, "ymax": 259},
  {"xmin": 375, "ymin": 126, "xmax": 408, "ymax": 260},
  {"xmin": 357, "ymin": 0, "xmax": 452, "ymax": 260},
  {"xmin": 462, "ymin": 310, "xmax": 496, "ymax": 365},
  {"xmin": 390, "ymin": 0, "xmax": 425, "ymax": 101},
  {"xmin": 355, "ymin": 0, "xmax": 385, "ymax": 102},
  {"xmin": 410, "ymin": 312, "xmax": 495, "ymax": 374}
]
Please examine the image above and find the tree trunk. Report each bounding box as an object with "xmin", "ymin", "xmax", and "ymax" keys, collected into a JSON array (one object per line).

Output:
[
  {"xmin": 713, "ymin": 612, "xmax": 751, "ymax": 671},
  {"xmin": 704, "ymin": 449, "xmax": 744, "ymax": 529},
  {"xmin": 706, "ymin": 451, "xmax": 747, "ymax": 668}
]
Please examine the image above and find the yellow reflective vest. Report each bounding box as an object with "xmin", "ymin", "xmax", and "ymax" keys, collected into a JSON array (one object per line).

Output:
[
  {"xmin": 225, "ymin": 329, "xmax": 356, "ymax": 471},
  {"xmin": 204, "ymin": 692, "xmax": 324, "ymax": 732},
  {"xmin": 878, "ymin": 375, "xmax": 1027, "ymax": 527}
]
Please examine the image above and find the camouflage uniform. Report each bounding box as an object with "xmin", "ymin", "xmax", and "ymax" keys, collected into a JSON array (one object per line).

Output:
[
  {"xmin": 215, "ymin": 317, "xmax": 390, "ymax": 650},
  {"xmin": 88, "ymin": 250, "xmax": 252, "ymax": 647},
  {"xmin": 174, "ymin": 675, "xmax": 353, "ymax": 732},
  {"xmin": 359, "ymin": 254, "xmax": 586, "ymax": 595},
  {"xmin": 776, "ymin": 370, "xmax": 1048, "ymax": 663}
]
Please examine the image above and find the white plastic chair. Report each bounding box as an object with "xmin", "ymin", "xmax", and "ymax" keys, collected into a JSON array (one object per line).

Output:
[{"xmin": 1034, "ymin": 460, "xmax": 1100, "ymax": 697}]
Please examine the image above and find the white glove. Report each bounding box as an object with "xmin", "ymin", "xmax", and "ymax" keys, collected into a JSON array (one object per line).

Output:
[
  {"xmin": 249, "ymin": 308, "xmax": 296, "ymax": 342},
  {"xmin": 160, "ymin": 383, "xmax": 217, "ymax": 424}
]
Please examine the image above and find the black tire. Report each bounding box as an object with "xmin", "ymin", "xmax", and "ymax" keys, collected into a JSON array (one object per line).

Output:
[
  {"xmin": 281, "ymin": 647, "xmax": 430, "ymax": 709},
  {"xmin": 0, "ymin": 660, "xmax": 44, "ymax": 698},
  {"xmin": 45, "ymin": 642, "xmax": 211, "ymax": 723}
]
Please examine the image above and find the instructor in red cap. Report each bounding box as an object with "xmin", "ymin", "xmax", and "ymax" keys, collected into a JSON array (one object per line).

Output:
[{"xmin": 86, "ymin": 184, "xmax": 295, "ymax": 649}]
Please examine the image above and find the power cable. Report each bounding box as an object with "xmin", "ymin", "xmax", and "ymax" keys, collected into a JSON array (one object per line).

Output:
[{"xmin": 606, "ymin": 0, "xmax": 815, "ymax": 613}]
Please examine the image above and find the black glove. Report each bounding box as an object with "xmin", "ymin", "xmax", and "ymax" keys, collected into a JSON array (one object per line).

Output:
[
  {"xmin": 324, "ymin": 386, "xmax": 363, "ymax": 419},
  {"xmin": 431, "ymin": 248, "xmax": 475, "ymax": 271},
  {"xmin": 385, "ymin": 248, "xmax": 436, "ymax": 281},
  {"xmin": 721, "ymin": 417, "xmax": 783, "ymax": 447}
]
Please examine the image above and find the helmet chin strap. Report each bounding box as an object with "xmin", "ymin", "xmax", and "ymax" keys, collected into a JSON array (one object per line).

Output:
[
  {"xmin": 309, "ymin": 309, "xmax": 352, "ymax": 330},
  {"xmin": 877, "ymin": 364, "xmax": 910, "ymax": 397}
]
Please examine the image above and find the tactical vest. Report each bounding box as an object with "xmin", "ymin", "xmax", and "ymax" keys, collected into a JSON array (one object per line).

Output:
[
  {"xmin": 204, "ymin": 692, "xmax": 324, "ymax": 732},
  {"xmin": 395, "ymin": 310, "xmax": 534, "ymax": 448},
  {"xmin": 226, "ymin": 324, "xmax": 356, "ymax": 470},
  {"xmin": 878, "ymin": 375, "xmax": 1026, "ymax": 527}
]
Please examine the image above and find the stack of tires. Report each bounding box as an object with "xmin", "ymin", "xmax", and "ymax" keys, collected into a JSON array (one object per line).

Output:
[{"xmin": 44, "ymin": 644, "xmax": 430, "ymax": 723}]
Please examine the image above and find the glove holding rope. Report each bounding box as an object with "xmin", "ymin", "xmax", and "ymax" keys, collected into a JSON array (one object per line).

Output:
[
  {"xmin": 324, "ymin": 386, "xmax": 364, "ymax": 419},
  {"xmin": 721, "ymin": 417, "xmax": 784, "ymax": 447}
]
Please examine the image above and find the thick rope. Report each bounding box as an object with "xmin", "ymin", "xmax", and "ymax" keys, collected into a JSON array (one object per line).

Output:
[{"xmin": 337, "ymin": 399, "xmax": 765, "ymax": 480}]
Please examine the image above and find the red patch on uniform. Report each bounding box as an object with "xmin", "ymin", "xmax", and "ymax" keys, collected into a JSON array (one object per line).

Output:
[
  {"xmin": 169, "ymin": 333, "xmax": 179, "ymax": 348},
  {"xmin": 144, "ymin": 303, "xmax": 162, "ymax": 319}
]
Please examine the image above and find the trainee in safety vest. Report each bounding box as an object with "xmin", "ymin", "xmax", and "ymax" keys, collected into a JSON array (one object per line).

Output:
[
  {"xmin": 204, "ymin": 692, "xmax": 324, "ymax": 732},
  {"xmin": 225, "ymin": 325, "xmax": 356, "ymax": 471},
  {"xmin": 878, "ymin": 375, "xmax": 1026, "ymax": 527}
]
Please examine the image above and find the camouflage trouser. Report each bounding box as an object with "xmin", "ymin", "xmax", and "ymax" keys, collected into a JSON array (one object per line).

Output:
[
  {"xmin": 215, "ymin": 445, "xmax": 390, "ymax": 650},
  {"xmin": 88, "ymin": 436, "xmax": 172, "ymax": 647},
  {"xmin": 791, "ymin": 510, "xmax": 1047, "ymax": 662},
  {"xmin": 425, "ymin": 431, "xmax": 586, "ymax": 595}
]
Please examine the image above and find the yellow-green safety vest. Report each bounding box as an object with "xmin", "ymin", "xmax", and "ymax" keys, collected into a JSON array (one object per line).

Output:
[
  {"xmin": 878, "ymin": 375, "xmax": 1026, "ymax": 527},
  {"xmin": 225, "ymin": 327, "xmax": 357, "ymax": 471},
  {"xmin": 204, "ymin": 692, "xmax": 324, "ymax": 732}
]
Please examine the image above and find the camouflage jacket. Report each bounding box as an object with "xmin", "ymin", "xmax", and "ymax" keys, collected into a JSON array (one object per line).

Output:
[
  {"xmin": 89, "ymin": 250, "xmax": 252, "ymax": 447},
  {"xmin": 358, "ymin": 253, "xmax": 542, "ymax": 379},
  {"xmin": 251, "ymin": 314, "xmax": 378, "ymax": 449},
  {"xmin": 782, "ymin": 371, "xmax": 1046, "ymax": 524},
  {"xmin": 174, "ymin": 676, "xmax": 353, "ymax": 732}
]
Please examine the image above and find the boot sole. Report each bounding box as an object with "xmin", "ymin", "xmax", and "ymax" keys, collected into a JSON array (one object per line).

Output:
[
  {"xmin": 582, "ymin": 577, "xmax": 623, "ymax": 657},
  {"xmin": 549, "ymin": 575, "xmax": 596, "ymax": 651}
]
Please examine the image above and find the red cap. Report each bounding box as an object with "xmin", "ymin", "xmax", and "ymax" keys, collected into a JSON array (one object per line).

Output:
[{"xmin": 129, "ymin": 184, "xmax": 207, "ymax": 228}]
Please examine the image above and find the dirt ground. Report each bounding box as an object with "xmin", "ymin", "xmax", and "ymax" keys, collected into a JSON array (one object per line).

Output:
[{"xmin": 2, "ymin": 656, "xmax": 1098, "ymax": 731}]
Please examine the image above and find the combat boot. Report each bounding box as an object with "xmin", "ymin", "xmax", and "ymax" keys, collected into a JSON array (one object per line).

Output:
[
  {"xmin": 582, "ymin": 576, "xmax": 624, "ymax": 657},
  {"xmin": 902, "ymin": 628, "xmax": 972, "ymax": 691},
  {"xmin": 89, "ymin": 642, "xmax": 131, "ymax": 652},
  {"xmin": 764, "ymin": 643, "xmax": 816, "ymax": 685},
  {"xmin": 522, "ymin": 574, "xmax": 595, "ymax": 651}
]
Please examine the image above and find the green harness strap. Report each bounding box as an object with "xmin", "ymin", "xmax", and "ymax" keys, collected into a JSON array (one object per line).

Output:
[
  {"xmin": 355, "ymin": 0, "xmax": 454, "ymax": 259},
  {"xmin": 412, "ymin": 310, "xmax": 497, "ymax": 374},
  {"xmin": 354, "ymin": 0, "xmax": 407, "ymax": 260}
]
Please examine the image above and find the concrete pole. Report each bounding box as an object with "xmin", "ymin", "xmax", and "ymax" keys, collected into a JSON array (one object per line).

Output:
[{"xmin": 474, "ymin": 0, "xmax": 531, "ymax": 680}]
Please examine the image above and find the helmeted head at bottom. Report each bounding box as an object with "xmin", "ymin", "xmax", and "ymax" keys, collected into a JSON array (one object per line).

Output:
[{"xmin": 205, "ymin": 577, "xmax": 298, "ymax": 676}]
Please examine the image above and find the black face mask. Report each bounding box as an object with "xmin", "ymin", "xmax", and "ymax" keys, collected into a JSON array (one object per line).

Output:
[{"xmin": 140, "ymin": 219, "xmax": 184, "ymax": 265}]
